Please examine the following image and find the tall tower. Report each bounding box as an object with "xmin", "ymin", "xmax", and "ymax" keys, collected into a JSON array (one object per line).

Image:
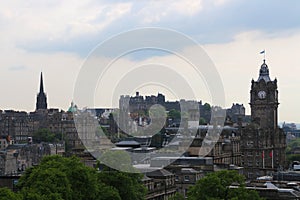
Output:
[
  {"xmin": 250, "ymin": 59, "xmax": 279, "ymax": 130},
  {"xmin": 36, "ymin": 72, "xmax": 48, "ymax": 110},
  {"xmin": 240, "ymin": 59, "xmax": 286, "ymax": 179}
]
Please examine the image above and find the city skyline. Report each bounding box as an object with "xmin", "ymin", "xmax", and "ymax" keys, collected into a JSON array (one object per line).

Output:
[{"xmin": 0, "ymin": 1, "xmax": 300, "ymax": 123}]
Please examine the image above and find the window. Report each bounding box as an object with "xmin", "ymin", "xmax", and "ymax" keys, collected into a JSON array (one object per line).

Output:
[
  {"xmin": 248, "ymin": 161, "xmax": 253, "ymax": 167},
  {"xmin": 247, "ymin": 141, "xmax": 254, "ymax": 147},
  {"xmin": 256, "ymin": 161, "xmax": 260, "ymax": 166},
  {"xmin": 184, "ymin": 176, "xmax": 190, "ymax": 182},
  {"xmin": 248, "ymin": 173, "xmax": 253, "ymax": 179},
  {"xmin": 175, "ymin": 176, "xmax": 179, "ymax": 182}
]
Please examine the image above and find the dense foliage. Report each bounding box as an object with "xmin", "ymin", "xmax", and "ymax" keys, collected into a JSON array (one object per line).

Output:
[
  {"xmin": 168, "ymin": 109, "xmax": 181, "ymax": 120},
  {"xmin": 33, "ymin": 128, "xmax": 62, "ymax": 143},
  {"xmin": 0, "ymin": 187, "xmax": 21, "ymax": 200},
  {"xmin": 286, "ymin": 138, "xmax": 300, "ymax": 163},
  {"xmin": 14, "ymin": 155, "xmax": 146, "ymax": 200},
  {"xmin": 188, "ymin": 170, "xmax": 263, "ymax": 200},
  {"xmin": 169, "ymin": 192, "xmax": 185, "ymax": 200},
  {"xmin": 286, "ymin": 138, "xmax": 300, "ymax": 153}
]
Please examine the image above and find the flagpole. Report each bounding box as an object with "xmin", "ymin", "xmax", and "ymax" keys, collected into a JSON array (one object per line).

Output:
[
  {"xmin": 260, "ymin": 50, "xmax": 266, "ymax": 61},
  {"xmin": 272, "ymin": 149, "xmax": 274, "ymax": 169},
  {"xmin": 262, "ymin": 150, "xmax": 265, "ymax": 169}
]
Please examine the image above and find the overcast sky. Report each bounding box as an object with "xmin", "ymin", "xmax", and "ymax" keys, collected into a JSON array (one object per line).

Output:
[{"xmin": 0, "ymin": 0, "xmax": 300, "ymax": 123}]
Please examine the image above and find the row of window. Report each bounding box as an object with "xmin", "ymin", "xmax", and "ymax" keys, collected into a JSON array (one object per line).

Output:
[{"xmin": 175, "ymin": 175, "xmax": 194, "ymax": 182}]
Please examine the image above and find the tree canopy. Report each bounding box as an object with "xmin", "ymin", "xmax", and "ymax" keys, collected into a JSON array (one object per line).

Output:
[
  {"xmin": 98, "ymin": 169, "xmax": 146, "ymax": 200},
  {"xmin": 199, "ymin": 117, "xmax": 207, "ymax": 125},
  {"xmin": 286, "ymin": 138, "xmax": 300, "ymax": 163},
  {"xmin": 168, "ymin": 109, "xmax": 181, "ymax": 120},
  {"xmin": 33, "ymin": 128, "xmax": 61, "ymax": 143},
  {"xmin": 169, "ymin": 192, "xmax": 185, "ymax": 200},
  {"xmin": 16, "ymin": 155, "xmax": 146, "ymax": 200},
  {"xmin": 0, "ymin": 187, "xmax": 21, "ymax": 200},
  {"xmin": 286, "ymin": 138, "xmax": 300, "ymax": 153},
  {"xmin": 203, "ymin": 103, "xmax": 211, "ymax": 111},
  {"xmin": 188, "ymin": 170, "xmax": 262, "ymax": 200}
]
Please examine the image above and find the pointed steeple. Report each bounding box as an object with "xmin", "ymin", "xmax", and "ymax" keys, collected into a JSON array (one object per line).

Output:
[
  {"xmin": 36, "ymin": 72, "xmax": 47, "ymax": 110},
  {"xmin": 40, "ymin": 72, "xmax": 44, "ymax": 93}
]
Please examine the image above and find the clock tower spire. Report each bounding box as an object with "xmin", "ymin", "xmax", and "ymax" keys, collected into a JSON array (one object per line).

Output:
[{"xmin": 250, "ymin": 59, "xmax": 279, "ymax": 129}]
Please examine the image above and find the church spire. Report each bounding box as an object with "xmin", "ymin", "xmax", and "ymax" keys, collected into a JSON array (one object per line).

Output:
[
  {"xmin": 40, "ymin": 72, "xmax": 44, "ymax": 93},
  {"xmin": 36, "ymin": 72, "xmax": 47, "ymax": 110}
]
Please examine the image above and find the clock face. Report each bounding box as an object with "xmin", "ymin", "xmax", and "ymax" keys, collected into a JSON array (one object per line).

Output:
[{"xmin": 258, "ymin": 90, "xmax": 266, "ymax": 99}]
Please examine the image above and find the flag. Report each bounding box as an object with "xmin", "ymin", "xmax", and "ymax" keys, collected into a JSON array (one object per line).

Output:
[
  {"xmin": 260, "ymin": 50, "xmax": 265, "ymax": 54},
  {"xmin": 269, "ymin": 151, "xmax": 273, "ymax": 158}
]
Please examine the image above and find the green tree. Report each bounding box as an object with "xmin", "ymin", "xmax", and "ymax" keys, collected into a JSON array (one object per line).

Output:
[
  {"xmin": 286, "ymin": 138, "xmax": 300, "ymax": 163},
  {"xmin": 149, "ymin": 104, "xmax": 166, "ymax": 119},
  {"xmin": 203, "ymin": 103, "xmax": 211, "ymax": 111},
  {"xmin": 33, "ymin": 128, "xmax": 61, "ymax": 143},
  {"xmin": 169, "ymin": 192, "xmax": 185, "ymax": 200},
  {"xmin": 287, "ymin": 154, "xmax": 300, "ymax": 163},
  {"xmin": 286, "ymin": 138, "xmax": 300, "ymax": 154},
  {"xmin": 188, "ymin": 170, "xmax": 262, "ymax": 200},
  {"xmin": 18, "ymin": 155, "xmax": 99, "ymax": 200},
  {"xmin": 0, "ymin": 187, "xmax": 21, "ymax": 200},
  {"xmin": 97, "ymin": 182, "xmax": 121, "ymax": 200},
  {"xmin": 199, "ymin": 117, "xmax": 207, "ymax": 125},
  {"xmin": 168, "ymin": 109, "xmax": 181, "ymax": 120},
  {"xmin": 97, "ymin": 169, "xmax": 147, "ymax": 200},
  {"xmin": 19, "ymin": 168, "xmax": 71, "ymax": 200},
  {"xmin": 17, "ymin": 155, "xmax": 147, "ymax": 200}
]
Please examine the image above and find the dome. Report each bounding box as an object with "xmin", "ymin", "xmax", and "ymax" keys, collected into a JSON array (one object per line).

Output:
[
  {"xmin": 257, "ymin": 60, "xmax": 271, "ymax": 82},
  {"xmin": 68, "ymin": 101, "xmax": 78, "ymax": 113}
]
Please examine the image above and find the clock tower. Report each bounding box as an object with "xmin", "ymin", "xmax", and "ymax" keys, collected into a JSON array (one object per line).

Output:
[
  {"xmin": 240, "ymin": 59, "xmax": 286, "ymax": 179},
  {"xmin": 250, "ymin": 59, "xmax": 279, "ymax": 130}
]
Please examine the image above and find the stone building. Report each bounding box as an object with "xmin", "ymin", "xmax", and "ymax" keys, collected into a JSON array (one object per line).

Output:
[
  {"xmin": 186, "ymin": 126, "xmax": 241, "ymax": 167},
  {"xmin": 144, "ymin": 169, "xmax": 177, "ymax": 200},
  {"xmin": 0, "ymin": 110, "xmax": 30, "ymax": 143},
  {"xmin": 137, "ymin": 156, "xmax": 211, "ymax": 198},
  {"xmin": 173, "ymin": 168, "xmax": 203, "ymax": 197},
  {"xmin": 240, "ymin": 60, "xmax": 286, "ymax": 179},
  {"xmin": 226, "ymin": 103, "xmax": 246, "ymax": 123},
  {"xmin": 119, "ymin": 92, "xmax": 210, "ymax": 125},
  {"xmin": 0, "ymin": 143, "xmax": 51, "ymax": 176}
]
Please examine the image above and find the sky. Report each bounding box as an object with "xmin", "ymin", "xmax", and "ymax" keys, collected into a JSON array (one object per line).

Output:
[{"xmin": 0, "ymin": 0, "xmax": 300, "ymax": 123}]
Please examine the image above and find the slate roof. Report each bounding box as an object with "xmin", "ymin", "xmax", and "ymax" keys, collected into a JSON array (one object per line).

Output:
[{"xmin": 146, "ymin": 169, "xmax": 174, "ymax": 177}]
